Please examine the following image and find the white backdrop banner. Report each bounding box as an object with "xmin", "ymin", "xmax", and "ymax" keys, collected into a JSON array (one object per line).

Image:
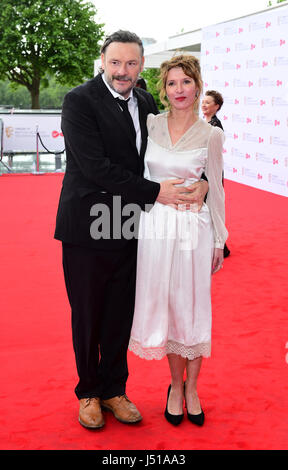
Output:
[
  {"xmin": 0, "ymin": 113, "xmax": 64, "ymax": 154},
  {"xmin": 201, "ymin": 5, "xmax": 288, "ymax": 197}
]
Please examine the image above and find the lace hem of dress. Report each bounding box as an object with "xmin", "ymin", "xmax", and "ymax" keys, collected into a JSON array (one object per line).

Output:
[{"xmin": 128, "ymin": 339, "xmax": 211, "ymax": 361}]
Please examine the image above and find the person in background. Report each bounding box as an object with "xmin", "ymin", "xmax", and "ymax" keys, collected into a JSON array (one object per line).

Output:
[
  {"xmin": 202, "ymin": 90, "xmax": 223, "ymax": 129},
  {"xmin": 202, "ymin": 90, "xmax": 230, "ymax": 258},
  {"xmin": 136, "ymin": 77, "xmax": 147, "ymax": 90}
]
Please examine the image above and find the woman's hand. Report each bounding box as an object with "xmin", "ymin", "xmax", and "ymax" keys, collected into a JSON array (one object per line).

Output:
[{"xmin": 212, "ymin": 248, "xmax": 224, "ymax": 274}]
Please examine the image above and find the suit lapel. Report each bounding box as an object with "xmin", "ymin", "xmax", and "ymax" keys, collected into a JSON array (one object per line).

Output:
[{"xmin": 134, "ymin": 89, "xmax": 148, "ymax": 159}]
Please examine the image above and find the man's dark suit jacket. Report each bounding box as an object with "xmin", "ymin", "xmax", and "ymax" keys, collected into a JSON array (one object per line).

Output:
[{"xmin": 54, "ymin": 73, "xmax": 160, "ymax": 249}]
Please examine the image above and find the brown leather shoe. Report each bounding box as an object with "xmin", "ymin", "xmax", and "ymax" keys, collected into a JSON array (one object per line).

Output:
[
  {"xmin": 101, "ymin": 394, "xmax": 142, "ymax": 424},
  {"xmin": 79, "ymin": 398, "xmax": 105, "ymax": 429}
]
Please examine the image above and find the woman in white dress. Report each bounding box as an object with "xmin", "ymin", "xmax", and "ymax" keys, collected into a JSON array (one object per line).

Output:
[{"xmin": 129, "ymin": 55, "xmax": 228, "ymax": 426}]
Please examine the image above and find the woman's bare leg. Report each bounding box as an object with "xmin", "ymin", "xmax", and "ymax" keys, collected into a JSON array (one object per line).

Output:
[
  {"xmin": 185, "ymin": 356, "xmax": 202, "ymax": 414},
  {"xmin": 166, "ymin": 354, "xmax": 186, "ymax": 415}
]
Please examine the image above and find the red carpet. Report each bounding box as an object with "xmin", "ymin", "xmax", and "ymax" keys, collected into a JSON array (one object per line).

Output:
[{"xmin": 0, "ymin": 173, "xmax": 287, "ymax": 450}]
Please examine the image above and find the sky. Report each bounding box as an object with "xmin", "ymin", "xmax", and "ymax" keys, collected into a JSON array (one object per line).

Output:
[{"xmin": 90, "ymin": 0, "xmax": 272, "ymax": 42}]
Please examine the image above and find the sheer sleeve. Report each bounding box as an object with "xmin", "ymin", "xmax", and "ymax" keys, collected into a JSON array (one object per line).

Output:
[
  {"xmin": 147, "ymin": 113, "xmax": 161, "ymax": 139},
  {"xmin": 205, "ymin": 127, "xmax": 228, "ymax": 248},
  {"xmin": 147, "ymin": 113, "xmax": 155, "ymax": 132}
]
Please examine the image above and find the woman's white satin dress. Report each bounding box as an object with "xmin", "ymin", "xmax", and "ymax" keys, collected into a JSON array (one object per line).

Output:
[{"xmin": 128, "ymin": 113, "xmax": 227, "ymax": 361}]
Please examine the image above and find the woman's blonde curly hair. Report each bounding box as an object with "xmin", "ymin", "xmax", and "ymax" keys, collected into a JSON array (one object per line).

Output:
[{"xmin": 158, "ymin": 54, "xmax": 203, "ymax": 111}]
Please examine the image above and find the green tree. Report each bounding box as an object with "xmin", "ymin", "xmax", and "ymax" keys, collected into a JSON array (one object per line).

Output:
[
  {"xmin": 0, "ymin": 77, "xmax": 71, "ymax": 109},
  {"xmin": 141, "ymin": 68, "xmax": 164, "ymax": 110},
  {"xmin": 39, "ymin": 77, "xmax": 72, "ymax": 109},
  {"xmin": 0, "ymin": 80, "xmax": 30, "ymax": 108},
  {"xmin": 268, "ymin": 0, "xmax": 287, "ymax": 5},
  {"xmin": 0, "ymin": 0, "xmax": 104, "ymax": 109}
]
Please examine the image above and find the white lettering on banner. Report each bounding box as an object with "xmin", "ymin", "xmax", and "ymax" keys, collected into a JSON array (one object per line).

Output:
[{"xmin": 201, "ymin": 4, "xmax": 288, "ymax": 197}]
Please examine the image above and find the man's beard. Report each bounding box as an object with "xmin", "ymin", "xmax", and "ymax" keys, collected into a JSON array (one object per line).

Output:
[{"xmin": 107, "ymin": 74, "xmax": 136, "ymax": 96}]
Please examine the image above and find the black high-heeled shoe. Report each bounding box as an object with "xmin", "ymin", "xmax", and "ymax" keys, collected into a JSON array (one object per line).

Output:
[
  {"xmin": 187, "ymin": 408, "xmax": 205, "ymax": 426},
  {"xmin": 164, "ymin": 385, "xmax": 184, "ymax": 426},
  {"xmin": 184, "ymin": 382, "xmax": 205, "ymax": 426}
]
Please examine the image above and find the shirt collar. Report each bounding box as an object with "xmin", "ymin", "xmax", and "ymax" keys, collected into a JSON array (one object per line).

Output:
[{"xmin": 101, "ymin": 73, "xmax": 134, "ymax": 101}]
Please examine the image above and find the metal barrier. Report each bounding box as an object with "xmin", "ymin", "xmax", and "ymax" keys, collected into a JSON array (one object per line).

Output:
[
  {"xmin": 36, "ymin": 127, "xmax": 65, "ymax": 173},
  {"xmin": 0, "ymin": 110, "xmax": 65, "ymax": 174},
  {"xmin": 0, "ymin": 127, "xmax": 66, "ymax": 174},
  {"xmin": 0, "ymin": 119, "xmax": 12, "ymax": 172},
  {"xmin": 0, "ymin": 118, "xmax": 3, "ymax": 161}
]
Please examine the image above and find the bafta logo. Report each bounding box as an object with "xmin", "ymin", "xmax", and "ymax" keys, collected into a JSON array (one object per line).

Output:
[{"xmin": 5, "ymin": 126, "xmax": 13, "ymax": 138}]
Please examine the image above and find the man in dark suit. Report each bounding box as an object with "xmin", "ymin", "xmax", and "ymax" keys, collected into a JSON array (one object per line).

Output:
[{"xmin": 54, "ymin": 30, "xmax": 208, "ymax": 429}]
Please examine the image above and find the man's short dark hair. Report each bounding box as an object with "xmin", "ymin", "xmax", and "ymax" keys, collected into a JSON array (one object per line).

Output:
[{"xmin": 100, "ymin": 30, "xmax": 144, "ymax": 57}]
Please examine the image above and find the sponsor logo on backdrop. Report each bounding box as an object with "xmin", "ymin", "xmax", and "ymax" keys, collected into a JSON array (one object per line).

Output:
[
  {"xmin": 256, "ymin": 153, "xmax": 282, "ymax": 167},
  {"xmin": 274, "ymin": 56, "xmax": 288, "ymax": 66},
  {"xmin": 201, "ymin": 5, "xmax": 288, "ymax": 196},
  {"xmin": 223, "ymin": 26, "xmax": 238, "ymax": 36},
  {"xmin": 268, "ymin": 173, "xmax": 287, "ymax": 186},
  {"xmin": 272, "ymin": 97, "xmax": 288, "ymax": 106},
  {"xmin": 233, "ymin": 79, "xmax": 253, "ymax": 87},
  {"xmin": 52, "ymin": 130, "xmax": 63, "ymax": 138},
  {"xmin": 249, "ymin": 20, "xmax": 272, "ymax": 31},
  {"xmin": 270, "ymin": 136, "xmax": 288, "ymax": 147},
  {"xmin": 5, "ymin": 126, "xmax": 13, "ymax": 138},
  {"xmin": 278, "ymin": 14, "xmax": 288, "ymax": 25}
]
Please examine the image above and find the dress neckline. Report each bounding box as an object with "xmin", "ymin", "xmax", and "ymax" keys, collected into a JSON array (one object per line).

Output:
[{"xmin": 164, "ymin": 112, "xmax": 200, "ymax": 149}]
